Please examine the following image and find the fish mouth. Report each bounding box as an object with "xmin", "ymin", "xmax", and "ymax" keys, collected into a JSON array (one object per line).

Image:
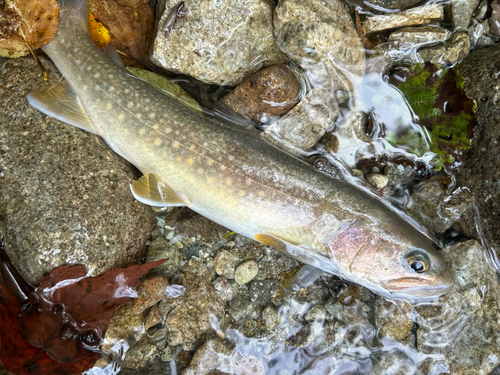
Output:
[{"xmin": 383, "ymin": 276, "xmax": 453, "ymax": 299}]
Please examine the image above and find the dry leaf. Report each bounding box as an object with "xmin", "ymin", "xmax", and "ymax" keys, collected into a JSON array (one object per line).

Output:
[{"xmin": 0, "ymin": 0, "xmax": 59, "ymax": 58}]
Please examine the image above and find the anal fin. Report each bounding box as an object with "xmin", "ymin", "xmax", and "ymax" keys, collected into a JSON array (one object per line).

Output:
[
  {"xmin": 131, "ymin": 174, "xmax": 185, "ymax": 208},
  {"xmin": 27, "ymin": 78, "xmax": 97, "ymax": 134}
]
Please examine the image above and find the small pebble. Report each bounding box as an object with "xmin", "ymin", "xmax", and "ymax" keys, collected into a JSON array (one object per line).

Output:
[
  {"xmin": 214, "ymin": 249, "xmax": 239, "ymax": 279},
  {"xmin": 132, "ymin": 276, "xmax": 170, "ymax": 315},
  {"xmin": 234, "ymin": 260, "xmax": 259, "ymax": 285},
  {"xmin": 262, "ymin": 305, "xmax": 280, "ymax": 331},
  {"xmin": 367, "ymin": 173, "xmax": 389, "ymax": 189}
]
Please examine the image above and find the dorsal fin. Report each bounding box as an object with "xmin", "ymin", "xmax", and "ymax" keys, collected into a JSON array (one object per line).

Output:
[
  {"xmin": 27, "ymin": 78, "xmax": 97, "ymax": 134},
  {"xmin": 130, "ymin": 174, "xmax": 185, "ymax": 209}
]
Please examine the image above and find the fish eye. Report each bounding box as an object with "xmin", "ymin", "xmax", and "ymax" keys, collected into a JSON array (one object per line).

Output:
[{"xmin": 406, "ymin": 250, "xmax": 430, "ymax": 274}]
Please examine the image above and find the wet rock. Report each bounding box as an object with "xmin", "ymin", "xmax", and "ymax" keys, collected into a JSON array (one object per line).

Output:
[
  {"xmin": 262, "ymin": 305, "xmax": 280, "ymax": 331},
  {"xmin": 366, "ymin": 173, "xmax": 389, "ymax": 189},
  {"xmin": 387, "ymin": 25, "xmax": 451, "ymax": 49},
  {"xmin": 455, "ymin": 43, "xmax": 500, "ymax": 256},
  {"xmin": 228, "ymin": 295, "xmax": 254, "ymax": 322},
  {"xmin": 415, "ymin": 240, "xmax": 500, "ymax": 374},
  {"xmin": 101, "ymin": 302, "xmax": 145, "ymax": 353},
  {"xmin": 375, "ymin": 298, "xmax": 414, "ymax": 341},
  {"xmin": 469, "ymin": 19, "xmax": 496, "ymax": 49},
  {"xmin": 0, "ymin": 57, "xmax": 155, "ymax": 286},
  {"xmin": 212, "ymin": 276, "xmax": 235, "ymax": 301},
  {"xmin": 274, "ymin": 0, "xmax": 365, "ymax": 90},
  {"xmin": 132, "ymin": 276, "xmax": 170, "ymax": 315},
  {"xmin": 362, "ymin": 5, "xmax": 444, "ymax": 34},
  {"xmin": 418, "ymin": 32, "xmax": 470, "ymax": 66},
  {"xmin": 150, "ymin": 0, "xmax": 284, "ymax": 86},
  {"xmin": 263, "ymin": 88, "xmax": 340, "ymax": 151},
  {"xmin": 234, "ymin": 260, "xmax": 259, "ymax": 285},
  {"xmin": 450, "ymin": 0, "xmax": 481, "ymax": 29},
  {"xmin": 220, "ymin": 64, "xmax": 301, "ymax": 124},
  {"xmin": 184, "ymin": 338, "xmax": 265, "ymax": 375},
  {"xmin": 249, "ymin": 279, "xmax": 280, "ymax": 306},
  {"xmin": 144, "ymin": 305, "xmax": 164, "ymax": 331},
  {"xmin": 160, "ymin": 344, "xmax": 182, "ymax": 362},
  {"xmin": 384, "ymin": 163, "xmax": 415, "ymax": 191},
  {"xmin": 348, "ymin": 0, "xmax": 422, "ymax": 11},
  {"xmin": 271, "ymin": 0, "xmax": 365, "ymax": 150},
  {"xmin": 214, "ymin": 249, "xmax": 240, "ymax": 279},
  {"xmin": 408, "ymin": 177, "xmax": 472, "ymax": 234},
  {"xmin": 145, "ymin": 236, "xmax": 181, "ymax": 278},
  {"xmin": 304, "ymin": 305, "xmax": 327, "ymax": 323},
  {"xmin": 124, "ymin": 338, "xmax": 159, "ymax": 370},
  {"xmin": 491, "ymin": 0, "xmax": 500, "ymax": 35},
  {"xmin": 164, "ymin": 207, "xmax": 229, "ymax": 242},
  {"xmin": 165, "ymin": 274, "xmax": 224, "ymax": 350}
]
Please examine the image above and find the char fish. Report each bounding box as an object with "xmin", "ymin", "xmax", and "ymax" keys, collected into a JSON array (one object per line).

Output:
[{"xmin": 28, "ymin": 0, "xmax": 453, "ymax": 300}]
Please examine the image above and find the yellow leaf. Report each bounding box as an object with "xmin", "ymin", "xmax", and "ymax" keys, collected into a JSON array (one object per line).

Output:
[{"xmin": 88, "ymin": 13, "xmax": 110, "ymax": 49}]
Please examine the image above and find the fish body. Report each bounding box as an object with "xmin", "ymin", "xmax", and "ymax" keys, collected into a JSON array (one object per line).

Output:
[{"xmin": 28, "ymin": 0, "xmax": 453, "ymax": 300}]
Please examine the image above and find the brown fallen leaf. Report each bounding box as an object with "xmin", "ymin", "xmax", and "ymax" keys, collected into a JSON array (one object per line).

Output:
[
  {"xmin": 0, "ymin": 0, "xmax": 59, "ymax": 58},
  {"xmin": 18, "ymin": 259, "xmax": 165, "ymax": 364},
  {"xmin": 89, "ymin": 0, "xmax": 154, "ymax": 65}
]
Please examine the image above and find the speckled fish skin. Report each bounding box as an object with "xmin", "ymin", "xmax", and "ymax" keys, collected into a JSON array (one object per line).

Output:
[{"xmin": 30, "ymin": 0, "xmax": 453, "ymax": 300}]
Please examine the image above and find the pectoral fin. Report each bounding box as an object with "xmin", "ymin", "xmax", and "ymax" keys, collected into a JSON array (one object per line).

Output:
[
  {"xmin": 255, "ymin": 233, "xmax": 340, "ymax": 275},
  {"xmin": 131, "ymin": 174, "xmax": 185, "ymax": 208},
  {"xmin": 27, "ymin": 79, "xmax": 97, "ymax": 134}
]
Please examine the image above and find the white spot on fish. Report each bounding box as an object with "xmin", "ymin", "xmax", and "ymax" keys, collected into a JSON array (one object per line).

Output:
[
  {"xmin": 139, "ymin": 128, "xmax": 146, "ymax": 135},
  {"xmin": 106, "ymin": 103, "xmax": 112, "ymax": 109},
  {"xmin": 165, "ymin": 128, "xmax": 172, "ymax": 134},
  {"xmin": 119, "ymin": 114, "xmax": 125, "ymax": 120},
  {"xmin": 188, "ymin": 158, "xmax": 194, "ymax": 165},
  {"xmin": 127, "ymin": 102, "xmax": 134, "ymax": 108},
  {"xmin": 82, "ymin": 85, "xmax": 88, "ymax": 92},
  {"xmin": 94, "ymin": 72, "xmax": 101, "ymax": 79},
  {"xmin": 149, "ymin": 113, "xmax": 156, "ymax": 119},
  {"xmin": 173, "ymin": 141, "xmax": 180, "ymax": 148},
  {"xmin": 109, "ymin": 86, "xmax": 115, "ymax": 92},
  {"xmin": 125, "ymin": 89, "xmax": 130, "ymax": 94},
  {"xmin": 154, "ymin": 139, "xmax": 162, "ymax": 146},
  {"xmin": 153, "ymin": 124, "xmax": 159, "ymax": 130},
  {"xmin": 86, "ymin": 66, "xmax": 92, "ymax": 72},
  {"xmin": 135, "ymin": 114, "xmax": 142, "ymax": 119}
]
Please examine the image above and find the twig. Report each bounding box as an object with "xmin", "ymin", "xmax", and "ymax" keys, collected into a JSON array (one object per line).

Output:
[
  {"xmin": 355, "ymin": 10, "xmax": 376, "ymax": 50},
  {"xmin": 18, "ymin": 27, "xmax": 48, "ymax": 81}
]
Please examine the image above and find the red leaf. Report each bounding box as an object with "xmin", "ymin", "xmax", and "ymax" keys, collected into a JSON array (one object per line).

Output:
[{"xmin": 19, "ymin": 259, "xmax": 165, "ymax": 363}]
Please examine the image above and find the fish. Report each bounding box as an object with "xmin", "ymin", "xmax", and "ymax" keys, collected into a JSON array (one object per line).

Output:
[{"xmin": 27, "ymin": 0, "xmax": 453, "ymax": 300}]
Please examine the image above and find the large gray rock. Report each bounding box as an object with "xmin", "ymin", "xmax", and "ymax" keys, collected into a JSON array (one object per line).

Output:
[
  {"xmin": 0, "ymin": 57, "xmax": 155, "ymax": 285},
  {"xmin": 415, "ymin": 240, "xmax": 500, "ymax": 374},
  {"xmin": 150, "ymin": 0, "xmax": 284, "ymax": 86},
  {"xmin": 455, "ymin": 42, "xmax": 500, "ymax": 259},
  {"xmin": 269, "ymin": 0, "xmax": 365, "ymax": 151}
]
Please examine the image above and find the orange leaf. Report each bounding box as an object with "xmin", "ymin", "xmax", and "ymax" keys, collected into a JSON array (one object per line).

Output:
[{"xmin": 88, "ymin": 13, "xmax": 110, "ymax": 49}]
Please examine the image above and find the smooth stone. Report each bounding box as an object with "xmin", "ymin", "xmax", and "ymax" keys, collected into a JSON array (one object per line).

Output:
[
  {"xmin": 362, "ymin": 4, "xmax": 444, "ymax": 34},
  {"xmin": 212, "ymin": 276, "xmax": 235, "ymax": 301},
  {"xmin": 132, "ymin": 276, "xmax": 170, "ymax": 315},
  {"xmin": 150, "ymin": 0, "xmax": 284, "ymax": 86},
  {"xmin": 234, "ymin": 260, "xmax": 259, "ymax": 285},
  {"xmin": 455, "ymin": 43, "xmax": 500, "ymax": 254},
  {"xmin": 366, "ymin": 173, "xmax": 389, "ymax": 189},
  {"xmin": 274, "ymin": 0, "xmax": 365, "ymax": 91},
  {"xmin": 165, "ymin": 274, "xmax": 224, "ymax": 350},
  {"xmin": 388, "ymin": 25, "xmax": 452, "ymax": 49},
  {"xmin": 214, "ymin": 249, "xmax": 240, "ymax": 279},
  {"xmin": 220, "ymin": 64, "xmax": 301, "ymax": 124},
  {"xmin": 450, "ymin": 0, "xmax": 481, "ymax": 29},
  {"xmin": 0, "ymin": 57, "xmax": 155, "ymax": 286},
  {"xmin": 374, "ymin": 298, "xmax": 414, "ymax": 341},
  {"xmin": 263, "ymin": 87, "xmax": 340, "ymax": 151},
  {"xmin": 418, "ymin": 32, "xmax": 470, "ymax": 66},
  {"xmin": 101, "ymin": 302, "xmax": 145, "ymax": 353},
  {"xmin": 145, "ymin": 236, "xmax": 181, "ymax": 278},
  {"xmin": 415, "ymin": 240, "xmax": 500, "ymax": 374},
  {"xmin": 262, "ymin": 305, "xmax": 280, "ymax": 331}
]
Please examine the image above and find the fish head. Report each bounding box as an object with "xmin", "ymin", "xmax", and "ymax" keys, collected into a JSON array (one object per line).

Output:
[{"xmin": 327, "ymin": 220, "xmax": 453, "ymax": 300}]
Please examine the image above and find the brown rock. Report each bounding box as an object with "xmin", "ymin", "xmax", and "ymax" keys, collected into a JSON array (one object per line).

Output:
[
  {"xmin": 89, "ymin": 0, "xmax": 153, "ymax": 65},
  {"xmin": 132, "ymin": 276, "xmax": 170, "ymax": 315},
  {"xmin": 220, "ymin": 64, "xmax": 301, "ymax": 124}
]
